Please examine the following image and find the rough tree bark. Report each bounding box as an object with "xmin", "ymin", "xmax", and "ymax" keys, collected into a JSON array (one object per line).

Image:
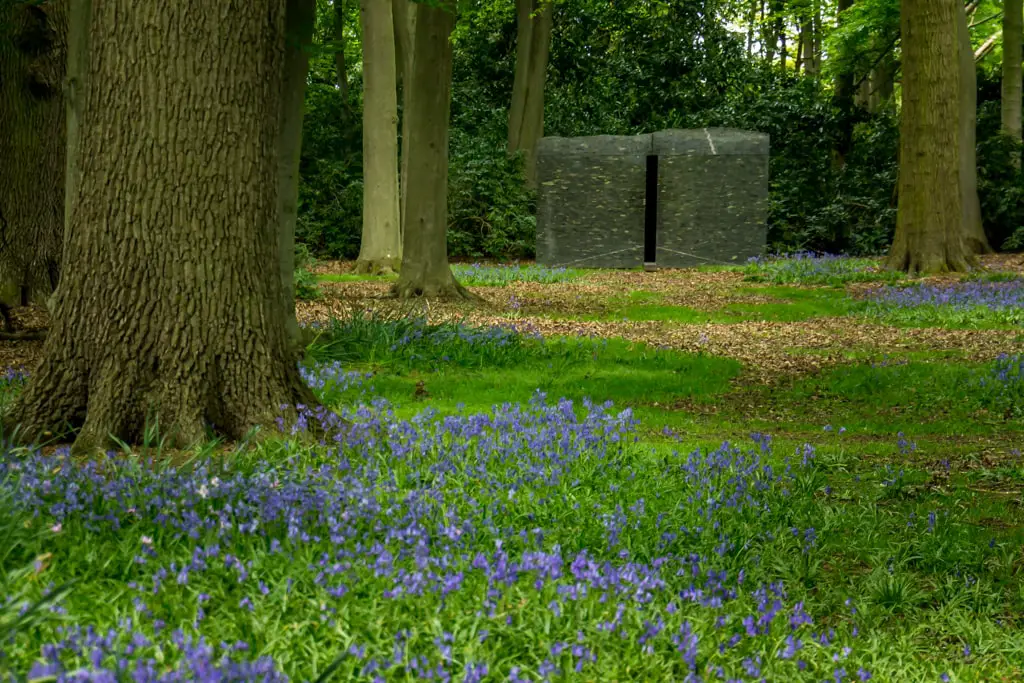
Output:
[
  {"xmin": 279, "ymin": 0, "xmax": 316, "ymax": 352},
  {"xmin": 1003, "ymin": 0, "xmax": 1023, "ymax": 148},
  {"xmin": 0, "ymin": 0, "xmax": 67, "ymax": 333},
  {"xmin": 507, "ymin": 0, "xmax": 552, "ymax": 188},
  {"xmin": 391, "ymin": 0, "xmax": 470, "ymax": 299},
  {"xmin": 957, "ymin": 0, "xmax": 993, "ymax": 254},
  {"xmin": 6, "ymin": 0, "xmax": 319, "ymax": 452},
  {"xmin": 887, "ymin": 0, "xmax": 973, "ymax": 274},
  {"xmin": 355, "ymin": 0, "xmax": 402, "ymax": 275},
  {"xmin": 393, "ymin": 0, "xmax": 415, "ymax": 243}
]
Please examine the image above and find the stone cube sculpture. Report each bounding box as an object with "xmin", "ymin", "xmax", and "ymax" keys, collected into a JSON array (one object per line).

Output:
[{"xmin": 535, "ymin": 128, "xmax": 769, "ymax": 269}]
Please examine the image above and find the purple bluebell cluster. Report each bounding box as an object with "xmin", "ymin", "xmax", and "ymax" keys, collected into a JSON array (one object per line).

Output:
[
  {"xmin": 864, "ymin": 279, "xmax": 1024, "ymax": 324},
  {"xmin": 1, "ymin": 386, "xmax": 871, "ymax": 681},
  {"xmin": 975, "ymin": 354, "xmax": 1024, "ymax": 417},
  {"xmin": 744, "ymin": 252, "xmax": 898, "ymax": 285},
  {"xmin": 450, "ymin": 263, "xmax": 581, "ymax": 287}
]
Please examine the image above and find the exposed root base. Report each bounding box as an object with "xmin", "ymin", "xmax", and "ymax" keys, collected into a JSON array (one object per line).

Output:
[
  {"xmin": 390, "ymin": 279, "xmax": 482, "ymax": 302},
  {"xmin": 885, "ymin": 248, "xmax": 975, "ymax": 276},
  {"xmin": 0, "ymin": 329, "xmax": 47, "ymax": 341},
  {"xmin": 5, "ymin": 363, "xmax": 324, "ymax": 457},
  {"xmin": 353, "ymin": 258, "xmax": 400, "ymax": 276}
]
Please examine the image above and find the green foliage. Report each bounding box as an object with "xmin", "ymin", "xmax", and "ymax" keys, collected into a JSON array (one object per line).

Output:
[
  {"xmin": 976, "ymin": 100, "xmax": 1024, "ymax": 251},
  {"xmin": 294, "ymin": 244, "xmax": 322, "ymax": 302}
]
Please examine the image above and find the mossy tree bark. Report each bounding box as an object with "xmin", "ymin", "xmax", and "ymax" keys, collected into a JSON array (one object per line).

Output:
[
  {"xmin": 355, "ymin": 0, "xmax": 402, "ymax": 275},
  {"xmin": 6, "ymin": 0, "xmax": 318, "ymax": 453},
  {"xmin": 279, "ymin": 0, "xmax": 316, "ymax": 352},
  {"xmin": 392, "ymin": 0, "xmax": 470, "ymax": 299},
  {"xmin": 507, "ymin": 0, "xmax": 552, "ymax": 188},
  {"xmin": 887, "ymin": 0, "xmax": 973, "ymax": 275},
  {"xmin": 1003, "ymin": 0, "xmax": 1023, "ymax": 156},
  {"xmin": 0, "ymin": 0, "xmax": 67, "ymax": 329},
  {"xmin": 957, "ymin": 0, "xmax": 992, "ymax": 255}
]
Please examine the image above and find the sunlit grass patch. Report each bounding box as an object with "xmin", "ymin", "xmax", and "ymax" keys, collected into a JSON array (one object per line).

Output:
[{"xmin": 743, "ymin": 252, "xmax": 905, "ymax": 286}]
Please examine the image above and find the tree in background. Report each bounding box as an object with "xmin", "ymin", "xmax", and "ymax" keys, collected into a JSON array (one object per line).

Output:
[
  {"xmin": 1003, "ymin": 0, "xmax": 1023, "ymax": 149},
  {"xmin": 393, "ymin": 0, "xmax": 416, "ymax": 239},
  {"xmin": 278, "ymin": 0, "xmax": 318, "ymax": 351},
  {"xmin": 392, "ymin": 0, "xmax": 471, "ymax": 298},
  {"xmin": 0, "ymin": 0, "xmax": 66, "ymax": 334},
  {"xmin": 958, "ymin": 0, "xmax": 993, "ymax": 254},
  {"xmin": 355, "ymin": 0, "xmax": 402, "ymax": 274},
  {"xmin": 888, "ymin": 0, "xmax": 972, "ymax": 273},
  {"xmin": 507, "ymin": 0, "xmax": 552, "ymax": 188},
  {"xmin": 7, "ymin": 0, "xmax": 318, "ymax": 452}
]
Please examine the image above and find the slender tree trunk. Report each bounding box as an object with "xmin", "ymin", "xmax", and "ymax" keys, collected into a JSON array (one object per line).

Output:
[
  {"xmin": 507, "ymin": 0, "xmax": 552, "ymax": 188},
  {"xmin": 392, "ymin": 0, "xmax": 469, "ymax": 299},
  {"xmin": 811, "ymin": 0, "xmax": 822, "ymax": 74},
  {"xmin": 278, "ymin": 0, "xmax": 316, "ymax": 350},
  {"xmin": 6, "ymin": 0, "xmax": 318, "ymax": 452},
  {"xmin": 355, "ymin": 0, "xmax": 402, "ymax": 274},
  {"xmin": 795, "ymin": 22, "xmax": 805, "ymax": 73},
  {"xmin": 778, "ymin": 16, "xmax": 787, "ymax": 72},
  {"xmin": 958, "ymin": 0, "xmax": 993, "ymax": 254},
  {"xmin": 1003, "ymin": 0, "xmax": 1023, "ymax": 150},
  {"xmin": 888, "ymin": 0, "xmax": 973, "ymax": 274},
  {"xmin": 974, "ymin": 30, "xmax": 1001, "ymax": 61},
  {"xmin": 393, "ymin": 0, "xmax": 415, "ymax": 245},
  {"xmin": 334, "ymin": 0, "xmax": 350, "ymax": 118},
  {"xmin": 833, "ymin": 0, "xmax": 856, "ymax": 166},
  {"xmin": 0, "ymin": 0, "xmax": 67, "ymax": 329}
]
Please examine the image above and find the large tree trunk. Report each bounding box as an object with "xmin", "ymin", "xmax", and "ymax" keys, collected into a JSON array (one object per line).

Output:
[
  {"xmin": 392, "ymin": 0, "xmax": 469, "ymax": 299},
  {"xmin": 957, "ymin": 0, "xmax": 993, "ymax": 254},
  {"xmin": 278, "ymin": 0, "xmax": 316, "ymax": 352},
  {"xmin": 334, "ymin": 0, "xmax": 350, "ymax": 116},
  {"xmin": 507, "ymin": 0, "xmax": 552, "ymax": 188},
  {"xmin": 393, "ymin": 0, "xmax": 415, "ymax": 245},
  {"xmin": 6, "ymin": 0, "xmax": 318, "ymax": 453},
  {"xmin": 1003, "ymin": 0, "xmax": 1023, "ymax": 148},
  {"xmin": 355, "ymin": 0, "xmax": 402, "ymax": 275},
  {"xmin": 0, "ymin": 0, "xmax": 67, "ymax": 329},
  {"xmin": 888, "ymin": 0, "xmax": 973, "ymax": 274}
]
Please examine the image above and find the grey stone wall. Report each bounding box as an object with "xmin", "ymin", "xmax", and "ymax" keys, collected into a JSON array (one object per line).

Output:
[
  {"xmin": 535, "ymin": 135, "xmax": 650, "ymax": 269},
  {"xmin": 535, "ymin": 128, "xmax": 769, "ymax": 269}
]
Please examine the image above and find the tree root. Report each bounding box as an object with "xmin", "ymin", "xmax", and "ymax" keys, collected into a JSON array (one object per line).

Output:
[
  {"xmin": 0, "ymin": 329, "xmax": 46, "ymax": 341},
  {"xmin": 390, "ymin": 278, "xmax": 483, "ymax": 302},
  {"xmin": 353, "ymin": 257, "xmax": 400, "ymax": 276}
]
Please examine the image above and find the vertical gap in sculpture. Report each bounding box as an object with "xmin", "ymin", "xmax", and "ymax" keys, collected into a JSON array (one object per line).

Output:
[{"xmin": 644, "ymin": 154, "xmax": 658, "ymax": 270}]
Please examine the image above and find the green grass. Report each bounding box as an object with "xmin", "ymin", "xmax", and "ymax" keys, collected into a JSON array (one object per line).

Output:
[{"xmin": 3, "ymin": 306, "xmax": 1024, "ymax": 680}]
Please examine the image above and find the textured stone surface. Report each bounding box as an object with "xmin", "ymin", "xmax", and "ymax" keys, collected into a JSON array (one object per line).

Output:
[
  {"xmin": 653, "ymin": 128, "xmax": 769, "ymax": 268},
  {"xmin": 535, "ymin": 128, "xmax": 769, "ymax": 269},
  {"xmin": 535, "ymin": 135, "xmax": 651, "ymax": 268}
]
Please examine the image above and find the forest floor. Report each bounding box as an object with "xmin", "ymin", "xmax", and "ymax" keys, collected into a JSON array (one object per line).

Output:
[{"xmin": 2, "ymin": 253, "xmax": 1024, "ymax": 681}]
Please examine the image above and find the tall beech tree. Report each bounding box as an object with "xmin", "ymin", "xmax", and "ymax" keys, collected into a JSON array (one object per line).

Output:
[
  {"xmin": 355, "ymin": 0, "xmax": 402, "ymax": 274},
  {"xmin": 392, "ymin": 0, "xmax": 470, "ymax": 299},
  {"xmin": 0, "ymin": 0, "xmax": 67, "ymax": 332},
  {"xmin": 393, "ymin": 0, "xmax": 416, "ymax": 238},
  {"xmin": 6, "ymin": 0, "xmax": 318, "ymax": 452},
  {"xmin": 1004, "ymin": 0, "xmax": 1023, "ymax": 146},
  {"xmin": 887, "ymin": 0, "xmax": 972, "ymax": 274},
  {"xmin": 279, "ymin": 0, "xmax": 317, "ymax": 350},
  {"xmin": 957, "ymin": 0, "xmax": 992, "ymax": 255},
  {"xmin": 507, "ymin": 0, "xmax": 552, "ymax": 188}
]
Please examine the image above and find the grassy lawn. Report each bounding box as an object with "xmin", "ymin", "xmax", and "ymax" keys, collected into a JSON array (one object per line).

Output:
[{"xmin": 2, "ymin": 255, "xmax": 1024, "ymax": 681}]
